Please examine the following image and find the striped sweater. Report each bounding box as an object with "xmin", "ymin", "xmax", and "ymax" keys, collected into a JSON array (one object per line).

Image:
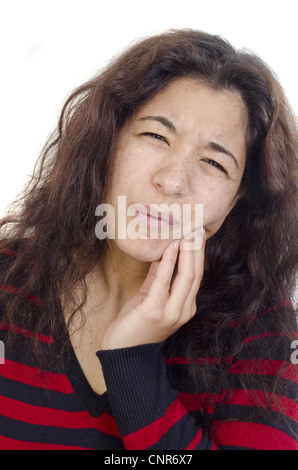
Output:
[{"xmin": 0, "ymin": 251, "xmax": 297, "ymax": 450}]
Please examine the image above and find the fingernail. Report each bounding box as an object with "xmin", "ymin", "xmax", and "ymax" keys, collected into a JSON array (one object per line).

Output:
[
  {"xmin": 173, "ymin": 240, "xmax": 180, "ymax": 250},
  {"xmin": 184, "ymin": 228, "xmax": 204, "ymax": 251},
  {"xmin": 185, "ymin": 232, "xmax": 195, "ymax": 240},
  {"xmin": 197, "ymin": 227, "xmax": 205, "ymax": 238}
]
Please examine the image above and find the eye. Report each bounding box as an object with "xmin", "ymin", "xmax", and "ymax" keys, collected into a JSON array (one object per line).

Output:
[
  {"xmin": 203, "ymin": 159, "xmax": 228, "ymax": 175},
  {"xmin": 141, "ymin": 132, "xmax": 168, "ymax": 144}
]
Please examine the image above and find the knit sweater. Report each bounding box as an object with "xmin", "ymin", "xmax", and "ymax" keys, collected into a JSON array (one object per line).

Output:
[{"xmin": 0, "ymin": 251, "xmax": 297, "ymax": 450}]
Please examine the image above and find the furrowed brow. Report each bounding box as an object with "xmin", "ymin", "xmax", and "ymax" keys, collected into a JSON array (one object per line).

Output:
[
  {"xmin": 137, "ymin": 115, "xmax": 176, "ymax": 132},
  {"xmin": 207, "ymin": 141, "xmax": 239, "ymax": 169}
]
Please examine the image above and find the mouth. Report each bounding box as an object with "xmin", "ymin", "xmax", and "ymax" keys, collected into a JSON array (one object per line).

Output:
[{"xmin": 132, "ymin": 203, "xmax": 179, "ymax": 228}]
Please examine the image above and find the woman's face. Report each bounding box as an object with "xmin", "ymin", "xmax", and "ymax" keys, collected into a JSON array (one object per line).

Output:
[{"xmin": 106, "ymin": 78, "xmax": 247, "ymax": 262}]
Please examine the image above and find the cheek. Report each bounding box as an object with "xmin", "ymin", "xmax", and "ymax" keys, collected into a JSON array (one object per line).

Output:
[
  {"xmin": 195, "ymin": 188, "xmax": 237, "ymax": 233},
  {"xmin": 204, "ymin": 197, "xmax": 231, "ymax": 218},
  {"xmin": 111, "ymin": 147, "xmax": 150, "ymax": 196},
  {"xmin": 110, "ymin": 160, "xmax": 136, "ymax": 199}
]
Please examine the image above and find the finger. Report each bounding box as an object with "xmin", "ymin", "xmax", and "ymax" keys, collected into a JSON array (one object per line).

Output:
[
  {"xmin": 167, "ymin": 236, "xmax": 197, "ymax": 311},
  {"xmin": 178, "ymin": 231, "xmax": 206, "ymax": 322},
  {"xmin": 142, "ymin": 241, "xmax": 180, "ymax": 304},
  {"xmin": 168, "ymin": 229, "xmax": 205, "ymax": 315},
  {"xmin": 187, "ymin": 228, "xmax": 205, "ymax": 293}
]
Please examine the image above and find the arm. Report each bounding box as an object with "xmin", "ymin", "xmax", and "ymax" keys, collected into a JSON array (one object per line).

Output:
[
  {"xmin": 98, "ymin": 236, "xmax": 298, "ymax": 450},
  {"xmin": 97, "ymin": 342, "xmax": 219, "ymax": 450},
  {"xmin": 209, "ymin": 307, "xmax": 298, "ymax": 450},
  {"xmin": 97, "ymin": 232, "xmax": 218, "ymax": 450},
  {"xmin": 97, "ymin": 312, "xmax": 298, "ymax": 450}
]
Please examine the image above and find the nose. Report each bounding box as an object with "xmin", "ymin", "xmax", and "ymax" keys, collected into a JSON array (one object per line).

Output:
[{"xmin": 152, "ymin": 155, "xmax": 191, "ymax": 197}]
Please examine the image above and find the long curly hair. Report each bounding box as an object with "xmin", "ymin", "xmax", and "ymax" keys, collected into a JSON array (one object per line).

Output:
[{"xmin": 0, "ymin": 30, "xmax": 297, "ymax": 409}]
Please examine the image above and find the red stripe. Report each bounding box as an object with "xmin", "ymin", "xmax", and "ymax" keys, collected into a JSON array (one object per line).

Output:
[
  {"xmin": 0, "ymin": 358, "xmax": 73, "ymax": 393},
  {"xmin": 184, "ymin": 427, "xmax": 218, "ymax": 450},
  {"xmin": 230, "ymin": 359, "xmax": 298, "ymax": 383},
  {"xmin": 242, "ymin": 330, "xmax": 284, "ymax": 345},
  {"xmin": 0, "ymin": 322, "xmax": 54, "ymax": 344},
  {"xmin": 164, "ymin": 356, "xmax": 191, "ymax": 365},
  {"xmin": 123, "ymin": 398, "xmax": 188, "ymax": 449},
  {"xmin": 231, "ymin": 301, "xmax": 293, "ymax": 328},
  {"xmin": 210, "ymin": 442, "xmax": 219, "ymax": 450},
  {"xmin": 185, "ymin": 428, "xmax": 203, "ymax": 450},
  {"xmin": 1, "ymin": 285, "xmax": 18, "ymax": 294},
  {"xmin": 197, "ymin": 301, "xmax": 293, "ymax": 330},
  {"xmin": 257, "ymin": 301, "xmax": 293, "ymax": 318},
  {"xmin": 0, "ymin": 435, "xmax": 90, "ymax": 450},
  {"xmin": 164, "ymin": 356, "xmax": 233, "ymax": 366},
  {"xmin": 0, "ymin": 249, "xmax": 17, "ymax": 257},
  {"xmin": 212, "ymin": 420, "xmax": 298, "ymax": 450},
  {"xmin": 223, "ymin": 388, "xmax": 298, "ymax": 422},
  {"xmin": 0, "ymin": 284, "xmax": 44, "ymax": 306},
  {"xmin": 179, "ymin": 392, "xmax": 219, "ymax": 414},
  {"xmin": 0, "ymin": 395, "xmax": 120, "ymax": 436}
]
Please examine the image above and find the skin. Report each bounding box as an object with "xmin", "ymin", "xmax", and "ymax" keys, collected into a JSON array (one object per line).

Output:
[
  {"xmin": 107, "ymin": 78, "xmax": 247, "ymax": 263},
  {"xmin": 68, "ymin": 78, "xmax": 248, "ymax": 395}
]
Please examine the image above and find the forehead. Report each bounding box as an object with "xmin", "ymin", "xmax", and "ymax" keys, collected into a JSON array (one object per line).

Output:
[
  {"xmin": 131, "ymin": 78, "xmax": 248, "ymax": 156},
  {"xmin": 137, "ymin": 78, "xmax": 246, "ymax": 123}
]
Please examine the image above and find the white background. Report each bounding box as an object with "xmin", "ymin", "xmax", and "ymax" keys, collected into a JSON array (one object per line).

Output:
[{"xmin": 0, "ymin": 0, "xmax": 297, "ymax": 215}]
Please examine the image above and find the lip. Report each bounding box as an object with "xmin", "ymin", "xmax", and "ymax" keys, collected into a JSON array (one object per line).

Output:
[{"xmin": 132, "ymin": 203, "xmax": 179, "ymax": 227}]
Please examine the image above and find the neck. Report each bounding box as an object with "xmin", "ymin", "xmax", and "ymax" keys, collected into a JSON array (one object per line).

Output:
[
  {"xmin": 85, "ymin": 241, "xmax": 150, "ymax": 322},
  {"xmin": 103, "ymin": 241, "xmax": 150, "ymax": 300},
  {"xmin": 64, "ymin": 241, "xmax": 151, "ymax": 341}
]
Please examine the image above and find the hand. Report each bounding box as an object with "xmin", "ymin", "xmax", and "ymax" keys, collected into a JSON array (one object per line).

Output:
[{"xmin": 100, "ymin": 229, "xmax": 206, "ymax": 350}]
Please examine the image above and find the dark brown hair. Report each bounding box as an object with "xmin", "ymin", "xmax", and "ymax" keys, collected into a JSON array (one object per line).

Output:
[{"xmin": 0, "ymin": 30, "xmax": 297, "ymax": 419}]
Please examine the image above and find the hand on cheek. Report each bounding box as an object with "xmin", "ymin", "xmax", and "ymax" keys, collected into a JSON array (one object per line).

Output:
[{"xmin": 101, "ymin": 229, "xmax": 206, "ymax": 350}]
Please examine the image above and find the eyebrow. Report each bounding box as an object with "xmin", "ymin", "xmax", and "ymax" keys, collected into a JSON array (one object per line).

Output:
[
  {"xmin": 137, "ymin": 115, "xmax": 177, "ymax": 132},
  {"xmin": 138, "ymin": 115, "xmax": 239, "ymax": 169},
  {"xmin": 206, "ymin": 142, "xmax": 239, "ymax": 169}
]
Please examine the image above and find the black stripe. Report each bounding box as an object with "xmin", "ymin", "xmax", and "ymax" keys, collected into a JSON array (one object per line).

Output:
[{"xmin": 0, "ymin": 415, "xmax": 124, "ymax": 450}]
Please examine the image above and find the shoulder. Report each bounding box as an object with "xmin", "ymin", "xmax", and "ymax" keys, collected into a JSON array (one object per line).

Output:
[
  {"xmin": 0, "ymin": 239, "xmax": 28, "ymax": 276},
  {"xmin": 0, "ymin": 245, "xmax": 17, "ymax": 271},
  {"xmin": 0, "ymin": 242, "xmax": 24, "ymax": 301},
  {"xmin": 227, "ymin": 302, "xmax": 298, "ymax": 408},
  {"xmin": 239, "ymin": 301, "xmax": 297, "ymax": 361},
  {"xmin": 0, "ymin": 245, "xmax": 17, "ymax": 320},
  {"xmin": 0, "ymin": 239, "xmax": 44, "ymax": 324}
]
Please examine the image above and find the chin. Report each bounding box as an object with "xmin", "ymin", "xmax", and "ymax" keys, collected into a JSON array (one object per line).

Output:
[{"xmin": 118, "ymin": 237, "xmax": 172, "ymax": 263}]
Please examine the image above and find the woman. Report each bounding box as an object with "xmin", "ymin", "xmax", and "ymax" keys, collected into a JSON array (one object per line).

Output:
[{"xmin": 0, "ymin": 29, "xmax": 297, "ymax": 450}]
